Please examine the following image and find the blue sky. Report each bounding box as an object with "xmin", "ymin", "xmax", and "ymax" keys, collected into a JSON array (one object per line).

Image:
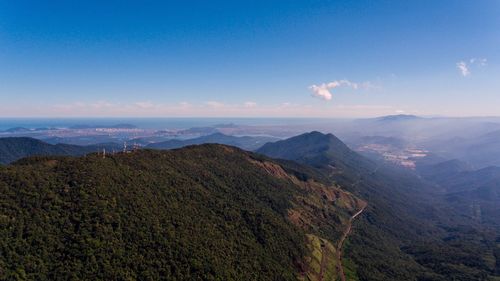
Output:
[{"xmin": 0, "ymin": 0, "xmax": 499, "ymax": 117}]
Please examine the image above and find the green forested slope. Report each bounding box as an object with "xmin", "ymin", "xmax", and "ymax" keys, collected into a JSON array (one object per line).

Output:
[
  {"xmin": 0, "ymin": 144, "xmax": 361, "ymax": 281},
  {"xmin": 146, "ymin": 132, "xmax": 277, "ymax": 151},
  {"xmin": 0, "ymin": 137, "xmax": 119, "ymax": 164},
  {"xmin": 258, "ymin": 132, "xmax": 500, "ymax": 281}
]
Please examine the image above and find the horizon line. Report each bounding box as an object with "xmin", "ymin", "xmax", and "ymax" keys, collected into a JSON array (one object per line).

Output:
[{"xmin": 1, "ymin": 114, "xmax": 500, "ymax": 119}]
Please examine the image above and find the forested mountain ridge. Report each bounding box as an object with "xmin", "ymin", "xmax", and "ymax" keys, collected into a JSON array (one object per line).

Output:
[
  {"xmin": 258, "ymin": 132, "xmax": 500, "ymax": 280},
  {"xmin": 0, "ymin": 144, "xmax": 363, "ymax": 281},
  {"xmin": 146, "ymin": 132, "xmax": 278, "ymax": 151},
  {"xmin": 258, "ymin": 131, "xmax": 373, "ymax": 173},
  {"xmin": 2, "ymin": 133, "xmax": 499, "ymax": 280},
  {"xmin": 0, "ymin": 137, "xmax": 119, "ymax": 164},
  {"xmin": 417, "ymin": 160, "xmax": 500, "ymax": 230}
]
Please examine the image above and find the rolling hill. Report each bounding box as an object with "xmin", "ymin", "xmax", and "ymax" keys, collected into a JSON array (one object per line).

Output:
[
  {"xmin": 418, "ymin": 160, "xmax": 500, "ymax": 229},
  {"xmin": 257, "ymin": 131, "xmax": 375, "ymax": 173},
  {"xmin": 0, "ymin": 144, "xmax": 364, "ymax": 281},
  {"xmin": 0, "ymin": 137, "xmax": 120, "ymax": 164},
  {"xmin": 421, "ymin": 129, "xmax": 500, "ymax": 169},
  {"xmin": 146, "ymin": 132, "xmax": 278, "ymax": 151},
  {"xmin": 258, "ymin": 132, "xmax": 500, "ymax": 280}
]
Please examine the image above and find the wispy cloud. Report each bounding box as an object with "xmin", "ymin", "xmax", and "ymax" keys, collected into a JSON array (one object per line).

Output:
[
  {"xmin": 3, "ymin": 100, "xmax": 401, "ymax": 118},
  {"xmin": 456, "ymin": 58, "xmax": 487, "ymax": 77},
  {"xmin": 309, "ymin": 79, "xmax": 374, "ymax": 101},
  {"xmin": 134, "ymin": 101, "xmax": 154, "ymax": 109},
  {"xmin": 205, "ymin": 101, "xmax": 225, "ymax": 108},
  {"xmin": 244, "ymin": 101, "xmax": 257, "ymax": 108},
  {"xmin": 470, "ymin": 58, "xmax": 487, "ymax": 66},
  {"xmin": 456, "ymin": 61, "xmax": 470, "ymax": 77}
]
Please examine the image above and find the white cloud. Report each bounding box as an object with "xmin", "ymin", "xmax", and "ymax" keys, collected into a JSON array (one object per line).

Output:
[
  {"xmin": 457, "ymin": 58, "xmax": 487, "ymax": 77},
  {"xmin": 91, "ymin": 100, "xmax": 116, "ymax": 109},
  {"xmin": 309, "ymin": 79, "xmax": 373, "ymax": 101},
  {"xmin": 205, "ymin": 101, "xmax": 225, "ymax": 108},
  {"xmin": 470, "ymin": 58, "xmax": 487, "ymax": 66},
  {"xmin": 456, "ymin": 61, "xmax": 470, "ymax": 77},
  {"xmin": 244, "ymin": 101, "xmax": 257, "ymax": 108},
  {"xmin": 309, "ymin": 84, "xmax": 333, "ymax": 100},
  {"xmin": 135, "ymin": 101, "xmax": 154, "ymax": 109}
]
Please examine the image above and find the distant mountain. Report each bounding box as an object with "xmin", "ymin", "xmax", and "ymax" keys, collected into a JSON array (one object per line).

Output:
[
  {"xmin": 0, "ymin": 137, "xmax": 120, "ymax": 164},
  {"xmin": 463, "ymin": 130, "xmax": 500, "ymax": 168},
  {"xmin": 258, "ymin": 131, "xmax": 498, "ymax": 280},
  {"xmin": 423, "ymin": 129, "xmax": 500, "ymax": 168},
  {"xmin": 444, "ymin": 166, "xmax": 500, "ymax": 227},
  {"xmin": 418, "ymin": 160, "xmax": 500, "ymax": 228},
  {"xmin": 444, "ymin": 166, "xmax": 500, "ymax": 193},
  {"xmin": 4, "ymin": 127, "xmax": 31, "ymax": 133},
  {"xmin": 147, "ymin": 133, "xmax": 279, "ymax": 151},
  {"xmin": 0, "ymin": 144, "xmax": 364, "ymax": 280},
  {"xmin": 417, "ymin": 159, "xmax": 473, "ymax": 184},
  {"xmin": 257, "ymin": 131, "xmax": 374, "ymax": 173},
  {"xmin": 375, "ymin": 114, "xmax": 421, "ymax": 122},
  {"xmin": 176, "ymin": 126, "xmax": 219, "ymax": 135}
]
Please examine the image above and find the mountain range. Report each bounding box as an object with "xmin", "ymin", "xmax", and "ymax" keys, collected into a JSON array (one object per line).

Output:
[
  {"xmin": 0, "ymin": 137, "xmax": 120, "ymax": 165},
  {"xmin": 0, "ymin": 133, "xmax": 277, "ymax": 165},
  {"xmin": 146, "ymin": 132, "xmax": 279, "ymax": 151},
  {"xmin": 0, "ymin": 132, "xmax": 499, "ymax": 280},
  {"xmin": 0, "ymin": 144, "xmax": 364, "ymax": 280},
  {"xmin": 258, "ymin": 132, "xmax": 499, "ymax": 280},
  {"xmin": 418, "ymin": 159, "xmax": 500, "ymax": 229}
]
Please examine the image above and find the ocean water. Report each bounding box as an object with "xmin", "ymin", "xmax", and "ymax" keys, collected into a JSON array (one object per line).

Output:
[{"xmin": 0, "ymin": 117, "xmax": 339, "ymax": 131}]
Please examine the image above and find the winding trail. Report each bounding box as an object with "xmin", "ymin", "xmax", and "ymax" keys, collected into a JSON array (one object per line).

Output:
[
  {"xmin": 322, "ymin": 164, "xmax": 377, "ymax": 281},
  {"xmin": 336, "ymin": 205, "xmax": 366, "ymax": 281}
]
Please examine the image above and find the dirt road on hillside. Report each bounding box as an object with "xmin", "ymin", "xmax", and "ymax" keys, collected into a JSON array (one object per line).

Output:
[{"xmin": 336, "ymin": 205, "xmax": 366, "ymax": 281}]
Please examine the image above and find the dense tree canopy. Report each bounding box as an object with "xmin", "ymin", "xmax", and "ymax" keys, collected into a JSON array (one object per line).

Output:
[{"xmin": 0, "ymin": 145, "xmax": 360, "ymax": 281}]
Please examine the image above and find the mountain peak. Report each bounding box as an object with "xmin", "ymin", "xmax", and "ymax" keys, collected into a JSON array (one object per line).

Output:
[
  {"xmin": 287, "ymin": 131, "xmax": 340, "ymax": 142},
  {"xmin": 256, "ymin": 131, "xmax": 369, "ymax": 170}
]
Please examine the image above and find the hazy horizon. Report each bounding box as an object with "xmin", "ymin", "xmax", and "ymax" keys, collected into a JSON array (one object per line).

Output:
[{"xmin": 1, "ymin": 1, "xmax": 499, "ymax": 118}]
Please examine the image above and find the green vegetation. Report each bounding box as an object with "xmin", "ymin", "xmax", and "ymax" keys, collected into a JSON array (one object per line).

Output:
[
  {"xmin": 298, "ymin": 234, "xmax": 338, "ymax": 281},
  {"xmin": 0, "ymin": 137, "xmax": 119, "ymax": 164},
  {"xmin": 258, "ymin": 131, "xmax": 500, "ymax": 281},
  {"xmin": 0, "ymin": 144, "xmax": 359, "ymax": 281},
  {"xmin": 146, "ymin": 132, "xmax": 277, "ymax": 151},
  {"xmin": 3, "ymin": 132, "xmax": 499, "ymax": 280}
]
